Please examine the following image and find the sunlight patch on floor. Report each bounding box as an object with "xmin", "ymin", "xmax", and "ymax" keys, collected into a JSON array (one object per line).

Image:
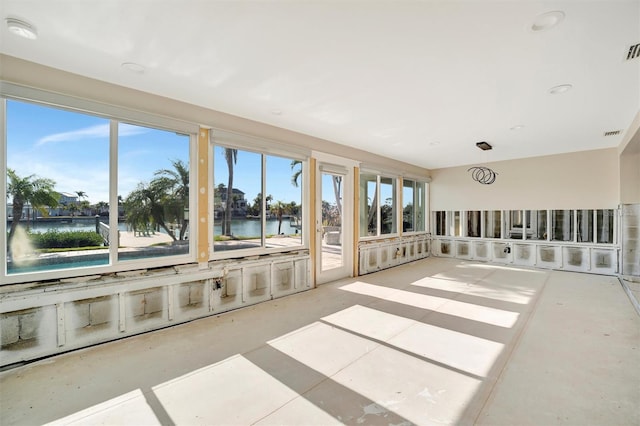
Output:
[
  {"xmin": 340, "ymin": 281, "xmax": 520, "ymax": 328},
  {"xmin": 411, "ymin": 276, "xmax": 536, "ymax": 305},
  {"xmin": 329, "ymin": 343, "xmax": 481, "ymax": 425},
  {"xmin": 254, "ymin": 395, "xmax": 343, "ymax": 425},
  {"xmin": 44, "ymin": 389, "xmax": 159, "ymax": 425},
  {"xmin": 268, "ymin": 322, "xmax": 380, "ymax": 377},
  {"xmin": 323, "ymin": 305, "xmax": 504, "ymax": 377},
  {"xmin": 268, "ymin": 316, "xmax": 482, "ymax": 425},
  {"xmin": 152, "ymin": 354, "xmax": 311, "ymax": 425}
]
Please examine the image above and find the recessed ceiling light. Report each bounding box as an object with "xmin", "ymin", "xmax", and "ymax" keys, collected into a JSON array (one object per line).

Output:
[
  {"xmin": 510, "ymin": 125, "xmax": 524, "ymax": 131},
  {"xmin": 549, "ymin": 84, "xmax": 572, "ymax": 94},
  {"xmin": 531, "ymin": 11, "xmax": 565, "ymax": 32},
  {"xmin": 121, "ymin": 62, "xmax": 145, "ymax": 74},
  {"xmin": 270, "ymin": 109, "xmax": 283, "ymax": 115},
  {"xmin": 6, "ymin": 17, "xmax": 37, "ymax": 40}
]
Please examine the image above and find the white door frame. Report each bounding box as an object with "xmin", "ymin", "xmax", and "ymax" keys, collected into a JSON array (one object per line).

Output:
[{"xmin": 315, "ymin": 158, "xmax": 355, "ymax": 285}]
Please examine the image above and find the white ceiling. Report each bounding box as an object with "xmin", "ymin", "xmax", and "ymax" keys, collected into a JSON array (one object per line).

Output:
[{"xmin": 1, "ymin": 1, "xmax": 639, "ymax": 169}]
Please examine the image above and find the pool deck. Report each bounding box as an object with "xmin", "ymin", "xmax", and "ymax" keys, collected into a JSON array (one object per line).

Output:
[{"xmin": 118, "ymin": 230, "xmax": 174, "ymax": 247}]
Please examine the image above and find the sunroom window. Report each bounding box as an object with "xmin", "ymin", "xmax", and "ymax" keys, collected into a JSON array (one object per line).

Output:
[
  {"xmin": 596, "ymin": 209, "xmax": 614, "ymax": 243},
  {"xmin": 434, "ymin": 208, "xmax": 616, "ymax": 245},
  {"xmin": 506, "ymin": 210, "xmax": 524, "ymax": 239},
  {"xmin": 452, "ymin": 211, "xmax": 461, "ymax": 237},
  {"xmin": 118, "ymin": 122, "xmax": 190, "ymax": 261},
  {"xmin": 3, "ymin": 98, "xmax": 194, "ymax": 280},
  {"xmin": 527, "ymin": 210, "xmax": 548, "ymax": 241},
  {"xmin": 6, "ymin": 100, "xmax": 110, "ymax": 274},
  {"xmin": 359, "ymin": 173, "xmax": 398, "ymax": 237},
  {"xmin": 402, "ymin": 179, "xmax": 426, "ymax": 233},
  {"xmin": 551, "ymin": 209, "xmax": 574, "ymax": 242},
  {"xmin": 434, "ymin": 211, "xmax": 447, "ymax": 236},
  {"xmin": 380, "ymin": 176, "xmax": 397, "ymax": 234},
  {"xmin": 577, "ymin": 209, "xmax": 594, "ymax": 243},
  {"xmin": 359, "ymin": 173, "xmax": 378, "ymax": 237},
  {"xmin": 467, "ymin": 211, "xmax": 481, "ymax": 237},
  {"xmin": 212, "ymin": 146, "xmax": 303, "ymax": 253},
  {"xmin": 484, "ymin": 210, "xmax": 502, "ymax": 238}
]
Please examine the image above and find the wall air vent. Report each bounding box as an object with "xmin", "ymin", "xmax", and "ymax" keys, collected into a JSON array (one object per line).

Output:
[
  {"xmin": 476, "ymin": 141, "xmax": 492, "ymax": 150},
  {"xmin": 604, "ymin": 130, "xmax": 623, "ymax": 137},
  {"xmin": 626, "ymin": 43, "xmax": 640, "ymax": 61}
]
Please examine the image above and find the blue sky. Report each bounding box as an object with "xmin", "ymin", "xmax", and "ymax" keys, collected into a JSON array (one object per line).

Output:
[
  {"xmin": 7, "ymin": 99, "xmax": 303, "ymax": 206},
  {"xmin": 7, "ymin": 100, "xmax": 188, "ymax": 204},
  {"xmin": 213, "ymin": 147, "xmax": 302, "ymax": 205}
]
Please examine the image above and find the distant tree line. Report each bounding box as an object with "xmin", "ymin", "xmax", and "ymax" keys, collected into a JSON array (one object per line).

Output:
[{"xmin": 6, "ymin": 159, "xmax": 190, "ymax": 247}]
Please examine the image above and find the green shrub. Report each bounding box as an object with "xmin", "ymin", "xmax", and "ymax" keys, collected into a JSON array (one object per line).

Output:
[{"xmin": 29, "ymin": 230, "xmax": 104, "ymax": 249}]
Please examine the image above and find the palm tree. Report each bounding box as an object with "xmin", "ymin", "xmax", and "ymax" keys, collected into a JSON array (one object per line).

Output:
[
  {"xmin": 290, "ymin": 160, "xmax": 302, "ymax": 187},
  {"xmin": 68, "ymin": 203, "xmax": 79, "ymax": 217},
  {"xmin": 223, "ymin": 148, "xmax": 237, "ymax": 236},
  {"xmin": 292, "ymin": 160, "xmax": 342, "ymax": 223},
  {"xmin": 75, "ymin": 190, "xmax": 88, "ymax": 214},
  {"xmin": 79, "ymin": 200, "xmax": 91, "ymax": 216},
  {"xmin": 95, "ymin": 201, "xmax": 109, "ymax": 215},
  {"xmin": 123, "ymin": 183, "xmax": 153, "ymax": 235},
  {"xmin": 124, "ymin": 179, "xmax": 177, "ymax": 241},
  {"xmin": 6, "ymin": 169, "xmax": 59, "ymax": 245},
  {"xmin": 155, "ymin": 159, "xmax": 189, "ymax": 240},
  {"xmin": 271, "ymin": 201, "xmax": 289, "ymax": 235},
  {"xmin": 250, "ymin": 193, "xmax": 272, "ymax": 216},
  {"xmin": 331, "ymin": 175, "xmax": 342, "ymax": 220},
  {"xmin": 367, "ymin": 192, "xmax": 378, "ymax": 231}
]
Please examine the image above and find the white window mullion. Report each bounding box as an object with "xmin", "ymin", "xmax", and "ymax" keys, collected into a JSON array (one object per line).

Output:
[
  {"xmin": 261, "ymin": 154, "xmax": 267, "ymax": 247},
  {"xmin": 376, "ymin": 176, "xmax": 382, "ymax": 236},
  {"xmin": 397, "ymin": 177, "xmax": 403, "ymax": 235},
  {"xmin": 110, "ymin": 120, "xmax": 119, "ymax": 263}
]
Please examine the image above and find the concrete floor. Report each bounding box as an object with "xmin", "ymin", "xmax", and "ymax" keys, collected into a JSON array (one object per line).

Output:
[{"xmin": 1, "ymin": 258, "xmax": 638, "ymax": 425}]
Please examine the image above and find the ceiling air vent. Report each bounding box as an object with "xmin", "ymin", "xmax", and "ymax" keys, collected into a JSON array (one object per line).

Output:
[
  {"xmin": 626, "ymin": 43, "xmax": 640, "ymax": 60},
  {"xmin": 604, "ymin": 130, "xmax": 623, "ymax": 137}
]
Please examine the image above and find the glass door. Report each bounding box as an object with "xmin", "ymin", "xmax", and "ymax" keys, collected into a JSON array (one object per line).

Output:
[{"xmin": 316, "ymin": 164, "xmax": 352, "ymax": 284}]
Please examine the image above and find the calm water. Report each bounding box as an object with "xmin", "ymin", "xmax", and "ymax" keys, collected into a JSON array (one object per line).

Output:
[
  {"xmin": 12, "ymin": 218, "xmax": 300, "ymax": 236},
  {"xmin": 14, "ymin": 218, "xmax": 129, "ymax": 233},
  {"xmin": 214, "ymin": 219, "xmax": 300, "ymax": 236}
]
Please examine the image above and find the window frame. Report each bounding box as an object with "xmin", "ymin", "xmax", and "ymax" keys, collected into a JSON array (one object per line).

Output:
[
  {"xmin": 466, "ymin": 210, "xmax": 482, "ymax": 238},
  {"xmin": 483, "ymin": 210, "xmax": 502, "ymax": 239},
  {"xmin": 401, "ymin": 178, "xmax": 427, "ymax": 235},
  {"xmin": 358, "ymin": 171, "xmax": 401, "ymax": 240},
  {"xmin": 2, "ymin": 87, "xmax": 198, "ymax": 285},
  {"xmin": 430, "ymin": 208, "xmax": 616, "ymax": 246},
  {"xmin": 359, "ymin": 172, "xmax": 379, "ymax": 238},
  {"xmin": 432, "ymin": 210, "xmax": 450, "ymax": 236},
  {"xmin": 209, "ymin": 140, "xmax": 308, "ymax": 260}
]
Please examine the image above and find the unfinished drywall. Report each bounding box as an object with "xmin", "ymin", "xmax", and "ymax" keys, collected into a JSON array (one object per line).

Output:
[
  {"xmin": 430, "ymin": 148, "xmax": 619, "ymax": 210},
  {"xmin": 0, "ymin": 253, "xmax": 312, "ymax": 367}
]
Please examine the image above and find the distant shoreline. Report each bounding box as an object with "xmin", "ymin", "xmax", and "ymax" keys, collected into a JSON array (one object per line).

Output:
[{"xmin": 6, "ymin": 216, "xmax": 122, "ymax": 224}]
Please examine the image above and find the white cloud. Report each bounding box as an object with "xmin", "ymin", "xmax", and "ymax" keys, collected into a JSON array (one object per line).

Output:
[{"xmin": 36, "ymin": 123, "xmax": 147, "ymax": 146}]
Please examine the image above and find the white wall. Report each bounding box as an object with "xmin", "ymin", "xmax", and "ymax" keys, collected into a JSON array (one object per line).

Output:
[
  {"xmin": 620, "ymin": 123, "xmax": 640, "ymax": 204},
  {"xmin": 621, "ymin": 146, "xmax": 640, "ymax": 204},
  {"xmin": 430, "ymin": 148, "xmax": 619, "ymax": 210},
  {"xmin": 0, "ymin": 54, "xmax": 429, "ymax": 179}
]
